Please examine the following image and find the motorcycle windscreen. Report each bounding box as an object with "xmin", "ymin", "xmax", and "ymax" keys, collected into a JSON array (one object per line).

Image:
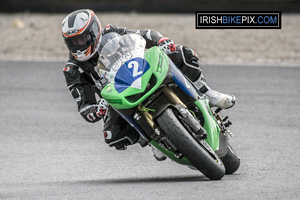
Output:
[{"xmin": 114, "ymin": 57, "xmax": 150, "ymax": 93}]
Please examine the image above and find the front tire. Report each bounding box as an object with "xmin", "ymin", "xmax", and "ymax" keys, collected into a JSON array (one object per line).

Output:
[{"xmin": 157, "ymin": 108, "xmax": 225, "ymax": 180}]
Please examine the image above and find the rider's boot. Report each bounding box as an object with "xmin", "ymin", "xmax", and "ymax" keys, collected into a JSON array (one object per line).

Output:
[{"xmin": 193, "ymin": 74, "xmax": 236, "ymax": 109}]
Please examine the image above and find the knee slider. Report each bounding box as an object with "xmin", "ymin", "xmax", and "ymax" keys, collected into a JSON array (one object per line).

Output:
[{"xmin": 103, "ymin": 125, "xmax": 139, "ymax": 150}]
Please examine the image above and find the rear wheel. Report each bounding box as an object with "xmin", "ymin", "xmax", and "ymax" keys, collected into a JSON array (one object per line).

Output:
[
  {"xmin": 220, "ymin": 144, "xmax": 240, "ymax": 174},
  {"xmin": 157, "ymin": 108, "xmax": 225, "ymax": 180}
]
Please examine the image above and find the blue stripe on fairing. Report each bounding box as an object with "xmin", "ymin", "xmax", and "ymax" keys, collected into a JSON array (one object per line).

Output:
[{"xmin": 169, "ymin": 60, "xmax": 199, "ymax": 99}]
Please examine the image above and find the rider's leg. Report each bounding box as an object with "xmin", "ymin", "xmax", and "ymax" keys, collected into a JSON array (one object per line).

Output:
[
  {"xmin": 103, "ymin": 107, "xmax": 167, "ymax": 160},
  {"xmin": 103, "ymin": 107, "xmax": 140, "ymax": 150},
  {"xmin": 173, "ymin": 45, "xmax": 235, "ymax": 109}
]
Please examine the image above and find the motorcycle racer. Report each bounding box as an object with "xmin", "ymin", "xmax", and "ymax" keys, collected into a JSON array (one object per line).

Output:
[{"xmin": 61, "ymin": 9, "xmax": 235, "ymax": 152}]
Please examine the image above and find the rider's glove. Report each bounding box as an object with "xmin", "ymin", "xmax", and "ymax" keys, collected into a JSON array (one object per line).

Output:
[
  {"xmin": 102, "ymin": 24, "xmax": 115, "ymax": 34},
  {"xmin": 95, "ymin": 99, "xmax": 109, "ymax": 118},
  {"xmin": 157, "ymin": 37, "xmax": 178, "ymax": 55}
]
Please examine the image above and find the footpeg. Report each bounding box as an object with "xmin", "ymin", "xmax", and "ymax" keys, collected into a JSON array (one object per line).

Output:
[{"xmin": 224, "ymin": 120, "xmax": 232, "ymax": 128}]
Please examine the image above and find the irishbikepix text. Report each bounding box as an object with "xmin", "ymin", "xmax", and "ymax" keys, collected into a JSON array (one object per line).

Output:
[{"xmin": 195, "ymin": 12, "xmax": 281, "ymax": 29}]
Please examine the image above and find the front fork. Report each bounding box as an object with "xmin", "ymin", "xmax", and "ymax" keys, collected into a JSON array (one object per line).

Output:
[
  {"xmin": 139, "ymin": 85, "xmax": 205, "ymax": 137},
  {"xmin": 137, "ymin": 86, "xmax": 215, "ymax": 163}
]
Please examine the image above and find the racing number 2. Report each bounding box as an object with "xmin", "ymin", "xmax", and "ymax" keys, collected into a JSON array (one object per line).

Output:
[{"xmin": 128, "ymin": 61, "xmax": 142, "ymax": 77}]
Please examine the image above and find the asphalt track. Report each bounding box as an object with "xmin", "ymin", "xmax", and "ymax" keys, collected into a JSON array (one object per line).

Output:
[{"xmin": 0, "ymin": 61, "xmax": 300, "ymax": 199}]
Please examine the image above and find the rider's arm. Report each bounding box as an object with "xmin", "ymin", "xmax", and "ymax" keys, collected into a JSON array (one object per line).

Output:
[
  {"xmin": 63, "ymin": 61, "xmax": 107, "ymax": 123},
  {"xmin": 103, "ymin": 24, "xmax": 174, "ymax": 50}
]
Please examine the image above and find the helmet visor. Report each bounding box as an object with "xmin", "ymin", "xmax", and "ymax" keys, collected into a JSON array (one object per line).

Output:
[
  {"xmin": 64, "ymin": 21, "xmax": 100, "ymax": 53},
  {"xmin": 64, "ymin": 32, "xmax": 92, "ymax": 52}
]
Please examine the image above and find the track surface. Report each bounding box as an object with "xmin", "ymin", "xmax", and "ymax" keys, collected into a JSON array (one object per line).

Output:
[{"xmin": 0, "ymin": 61, "xmax": 300, "ymax": 199}]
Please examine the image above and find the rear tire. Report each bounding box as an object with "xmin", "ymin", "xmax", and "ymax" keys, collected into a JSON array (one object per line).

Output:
[
  {"xmin": 220, "ymin": 144, "xmax": 240, "ymax": 174},
  {"xmin": 157, "ymin": 108, "xmax": 225, "ymax": 180}
]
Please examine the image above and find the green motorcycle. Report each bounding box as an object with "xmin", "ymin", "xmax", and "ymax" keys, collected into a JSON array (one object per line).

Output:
[{"xmin": 97, "ymin": 33, "xmax": 240, "ymax": 180}]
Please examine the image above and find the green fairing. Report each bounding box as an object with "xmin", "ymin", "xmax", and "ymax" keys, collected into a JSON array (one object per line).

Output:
[
  {"xmin": 101, "ymin": 47, "xmax": 169, "ymax": 109},
  {"xmin": 100, "ymin": 44, "xmax": 221, "ymax": 167},
  {"xmin": 194, "ymin": 100, "xmax": 221, "ymax": 151}
]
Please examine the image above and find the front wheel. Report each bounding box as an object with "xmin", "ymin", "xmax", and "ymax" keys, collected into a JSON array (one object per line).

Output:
[{"xmin": 157, "ymin": 108, "xmax": 225, "ymax": 180}]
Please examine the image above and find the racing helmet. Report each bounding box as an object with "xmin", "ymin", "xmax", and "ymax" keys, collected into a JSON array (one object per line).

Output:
[{"xmin": 61, "ymin": 9, "xmax": 102, "ymax": 61}]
